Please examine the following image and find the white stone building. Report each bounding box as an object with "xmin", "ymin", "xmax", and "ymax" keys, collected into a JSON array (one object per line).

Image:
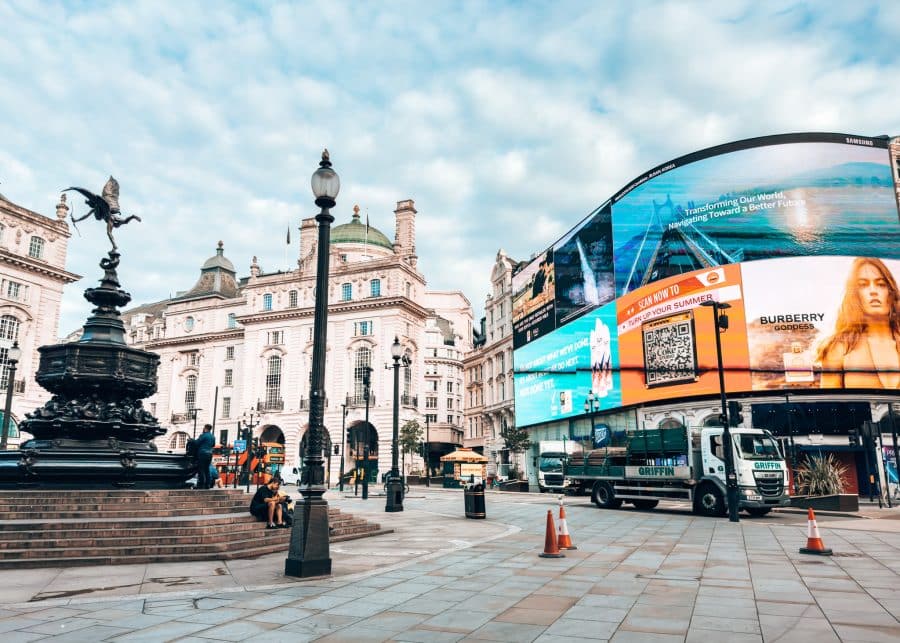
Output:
[
  {"xmin": 463, "ymin": 249, "xmax": 517, "ymax": 480},
  {"xmin": 121, "ymin": 200, "xmax": 472, "ymax": 483},
  {"xmin": 0, "ymin": 193, "xmax": 80, "ymax": 446}
]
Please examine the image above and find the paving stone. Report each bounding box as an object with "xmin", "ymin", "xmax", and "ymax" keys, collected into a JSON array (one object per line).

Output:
[
  {"xmin": 466, "ymin": 619, "xmax": 547, "ymax": 642},
  {"xmin": 543, "ymin": 617, "xmax": 618, "ymax": 639}
]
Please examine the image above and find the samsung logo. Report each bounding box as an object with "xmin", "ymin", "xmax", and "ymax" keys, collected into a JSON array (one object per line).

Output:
[{"xmin": 845, "ymin": 137, "xmax": 873, "ymax": 146}]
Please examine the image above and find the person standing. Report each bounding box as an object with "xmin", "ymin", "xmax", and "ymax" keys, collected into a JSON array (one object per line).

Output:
[{"xmin": 196, "ymin": 424, "xmax": 216, "ymax": 489}]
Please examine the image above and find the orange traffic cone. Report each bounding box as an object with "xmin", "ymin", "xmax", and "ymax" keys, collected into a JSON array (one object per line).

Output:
[
  {"xmin": 799, "ymin": 508, "xmax": 833, "ymax": 556},
  {"xmin": 538, "ymin": 509, "xmax": 565, "ymax": 558},
  {"xmin": 557, "ymin": 496, "xmax": 577, "ymax": 550}
]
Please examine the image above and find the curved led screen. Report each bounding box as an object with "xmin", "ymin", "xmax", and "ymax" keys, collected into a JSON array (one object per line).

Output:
[{"xmin": 513, "ymin": 133, "xmax": 900, "ymax": 428}]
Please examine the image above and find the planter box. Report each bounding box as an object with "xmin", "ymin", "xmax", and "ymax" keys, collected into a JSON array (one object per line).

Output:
[{"xmin": 790, "ymin": 494, "xmax": 859, "ymax": 512}]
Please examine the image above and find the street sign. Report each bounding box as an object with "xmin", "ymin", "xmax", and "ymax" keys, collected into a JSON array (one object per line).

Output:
[{"xmin": 233, "ymin": 439, "xmax": 246, "ymax": 453}]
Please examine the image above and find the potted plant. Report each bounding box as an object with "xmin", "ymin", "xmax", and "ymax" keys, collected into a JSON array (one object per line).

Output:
[{"xmin": 792, "ymin": 453, "xmax": 858, "ymax": 512}]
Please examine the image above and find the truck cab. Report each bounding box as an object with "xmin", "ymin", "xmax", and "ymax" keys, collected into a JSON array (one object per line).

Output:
[
  {"xmin": 537, "ymin": 440, "xmax": 582, "ymax": 493},
  {"xmin": 696, "ymin": 427, "xmax": 789, "ymax": 516}
]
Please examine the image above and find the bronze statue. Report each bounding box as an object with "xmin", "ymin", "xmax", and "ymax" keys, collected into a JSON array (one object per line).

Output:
[{"xmin": 66, "ymin": 176, "xmax": 141, "ymax": 251}]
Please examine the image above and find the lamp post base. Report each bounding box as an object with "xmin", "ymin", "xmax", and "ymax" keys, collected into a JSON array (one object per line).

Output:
[
  {"xmin": 385, "ymin": 475, "xmax": 404, "ymax": 512},
  {"xmin": 284, "ymin": 496, "xmax": 332, "ymax": 578}
]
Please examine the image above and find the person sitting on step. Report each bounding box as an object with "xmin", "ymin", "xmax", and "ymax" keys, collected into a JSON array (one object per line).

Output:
[{"xmin": 249, "ymin": 478, "xmax": 289, "ymax": 529}]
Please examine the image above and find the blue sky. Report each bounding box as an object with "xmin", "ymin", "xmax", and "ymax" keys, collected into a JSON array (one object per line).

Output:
[{"xmin": 2, "ymin": 1, "xmax": 899, "ymax": 336}]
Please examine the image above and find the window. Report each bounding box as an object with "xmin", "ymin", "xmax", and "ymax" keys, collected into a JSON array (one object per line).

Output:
[
  {"xmin": 446, "ymin": 381, "xmax": 453, "ymax": 393},
  {"xmin": 426, "ymin": 413, "xmax": 437, "ymax": 424},
  {"xmin": 225, "ymin": 346, "xmax": 235, "ymax": 360},
  {"xmin": 340, "ymin": 253, "xmax": 348, "ymax": 262},
  {"xmin": 499, "ymin": 353, "xmax": 505, "ymax": 372},
  {"xmin": 222, "ymin": 397, "xmax": 231, "ymax": 418},
  {"xmin": 187, "ymin": 352, "xmax": 200, "ymax": 367},
  {"xmin": 0, "ymin": 315, "xmax": 19, "ymax": 341},
  {"xmin": 425, "ymin": 397, "xmax": 437, "ymax": 409},
  {"xmin": 447, "ymin": 398, "xmax": 454, "ymax": 410},
  {"xmin": 0, "ymin": 346, "xmax": 15, "ymax": 389},
  {"xmin": 288, "ymin": 290, "xmax": 298, "ymax": 308},
  {"xmin": 354, "ymin": 320, "xmax": 373, "ymax": 336},
  {"xmin": 428, "ymin": 380, "xmax": 437, "ymax": 391},
  {"xmin": 405, "ymin": 282, "xmax": 411, "ymax": 298},
  {"xmin": 266, "ymin": 355, "xmax": 282, "ymax": 406},
  {"xmin": 5, "ymin": 280, "xmax": 25, "ymax": 301},
  {"xmin": 28, "ymin": 236, "xmax": 44, "ymax": 259},
  {"xmin": 447, "ymin": 415, "xmax": 454, "ymax": 424},
  {"xmin": 219, "ymin": 429, "xmax": 228, "ymax": 445},
  {"xmin": 353, "ymin": 347, "xmax": 372, "ymax": 398},
  {"xmin": 263, "ymin": 293, "xmax": 273, "ymax": 311},
  {"xmin": 224, "ymin": 369, "xmax": 233, "ymax": 386},
  {"xmin": 169, "ymin": 432, "xmax": 189, "ymax": 450},
  {"xmin": 307, "ymin": 327, "xmax": 314, "ymax": 341},
  {"xmin": 184, "ymin": 375, "xmax": 197, "ymax": 411},
  {"xmin": 268, "ymin": 330, "xmax": 284, "ymax": 345},
  {"xmin": 185, "ymin": 316, "xmax": 195, "ymax": 331},
  {"xmin": 403, "ymin": 356, "xmax": 412, "ymax": 396},
  {"xmin": 370, "ymin": 279, "xmax": 381, "ymax": 297},
  {"xmin": 341, "ymin": 283, "xmax": 352, "ymax": 301},
  {"xmin": 227, "ymin": 313, "xmax": 237, "ymax": 329}
]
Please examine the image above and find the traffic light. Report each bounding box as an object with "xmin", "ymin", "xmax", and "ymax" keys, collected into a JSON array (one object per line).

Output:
[
  {"xmin": 333, "ymin": 444, "xmax": 340, "ymax": 455},
  {"xmin": 727, "ymin": 401, "xmax": 743, "ymax": 427},
  {"xmin": 848, "ymin": 427, "xmax": 860, "ymax": 447}
]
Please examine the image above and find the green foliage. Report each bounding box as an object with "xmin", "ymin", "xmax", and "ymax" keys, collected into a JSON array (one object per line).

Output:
[
  {"xmin": 502, "ymin": 424, "xmax": 532, "ymax": 455},
  {"xmin": 400, "ymin": 419, "xmax": 424, "ymax": 456},
  {"xmin": 796, "ymin": 453, "xmax": 847, "ymax": 496}
]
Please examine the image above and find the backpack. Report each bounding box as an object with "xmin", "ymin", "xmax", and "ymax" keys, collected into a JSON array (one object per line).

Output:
[{"xmin": 185, "ymin": 438, "xmax": 197, "ymax": 458}]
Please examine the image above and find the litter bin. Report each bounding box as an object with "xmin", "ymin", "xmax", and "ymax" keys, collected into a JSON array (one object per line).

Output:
[{"xmin": 464, "ymin": 483, "xmax": 486, "ymax": 519}]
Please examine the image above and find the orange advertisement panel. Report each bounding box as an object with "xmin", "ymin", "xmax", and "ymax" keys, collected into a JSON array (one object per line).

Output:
[{"xmin": 617, "ymin": 263, "xmax": 751, "ymax": 404}]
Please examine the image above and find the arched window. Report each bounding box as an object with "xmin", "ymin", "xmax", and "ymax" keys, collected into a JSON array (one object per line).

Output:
[
  {"xmin": 288, "ymin": 290, "xmax": 298, "ymax": 308},
  {"xmin": 263, "ymin": 293, "xmax": 273, "ymax": 311},
  {"xmin": 185, "ymin": 316, "xmax": 195, "ymax": 331},
  {"xmin": 28, "ymin": 236, "xmax": 45, "ymax": 259},
  {"xmin": 184, "ymin": 374, "xmax": 197, "ymax": 411},
  {"xmin": 703, "ymin": 415, "xmax": 725, "ymax": 427},
  {"xmin": 658, "ymin": 418, "xmax": 685, "ymax": 430},
  {"xmin": 168, "ymin": 431, "xmax": 190, "ymax": 450},
  {"xmin": 0, "ymin": 315, "xmax": 20, "ymax": 341},
  {"xmin": 266, "ymin": 355, "xmax": 282, "ymax": 407},
  {"xmin": 353, "ymin": 347, "xmax": 372, "ymax": 398}
]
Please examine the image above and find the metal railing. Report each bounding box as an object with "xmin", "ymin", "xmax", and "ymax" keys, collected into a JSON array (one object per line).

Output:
[
  {"xmin": 400, "ymin": 394, "xmax": 417, "ymax": 407},
  {"xmin": 171, "ymin": 412, "xmax": 191, "ymax": 424},
  {"xmin": 257, "ymin": 399, "xmax": 284, "ymax": 412},
  {"xmin": 0, "ymin": 379, "xmax": 24, "ymax": 394},
  {"xmin": 345, "ymin": 394, "xmax": 375, "ymax": 408}
]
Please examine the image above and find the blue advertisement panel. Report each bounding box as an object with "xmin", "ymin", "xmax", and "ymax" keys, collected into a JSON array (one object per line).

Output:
[
  {"xmin": 612, "ymin": 136, "xmax": 900, "ymax": 296},
  {"xmin": 513, "ymin": 303, "xmax": 621, "ymax": 427}
]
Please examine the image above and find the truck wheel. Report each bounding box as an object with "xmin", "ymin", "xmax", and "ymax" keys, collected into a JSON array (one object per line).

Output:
[
  {"xmin": 592, "ymin": 481, "xmax": 622, "ymax": 509},
  {"xmin": 745, "ymin": 507, "xmax": 771, "ymax": 517},
  {"xmin": 632, "ymin": 499, "xmax": 659, "ymax": 510},
  {"xmin": 693, "ymin": 484, "xmax": 725, "ymax": 517}
]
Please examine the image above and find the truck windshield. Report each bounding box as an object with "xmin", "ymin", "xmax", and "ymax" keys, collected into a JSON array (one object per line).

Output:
[
  {"xmin": 733, "ymin": 434, "xmax": 781, "ymax": 460},
  {"xmin": 539, "ymin": 456, "xmax": 563, "ymax": 472}
]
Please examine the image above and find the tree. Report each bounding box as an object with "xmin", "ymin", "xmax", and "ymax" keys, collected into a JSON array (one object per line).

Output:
[
  {"xmin": 501, "ymin": 424, "xmax": 531, "ymax": 479},
  {"xmin": 399, "ymin": 419, "xmax": 424, "ymax": 475}
]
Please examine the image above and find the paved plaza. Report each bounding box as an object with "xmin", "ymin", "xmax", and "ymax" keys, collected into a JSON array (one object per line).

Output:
[{"xmin": 0, "ymin": 489, "xmax": 898, "ymax": 642}]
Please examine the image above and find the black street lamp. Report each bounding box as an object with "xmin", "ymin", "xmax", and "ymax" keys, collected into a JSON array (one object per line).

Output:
[
  {"xmin": 1, "ymin": 342, "xmax": 22, "ymax": 451},
  {"xmin": 584, "ymin": 391, "xmax": 600, "ymax": 440},
  {"xmin": 362, "ymin": 366, "xmax": 373, "ymax": 500},
  {"xmin": 386, "ymin": 337, "xmax": 409, "ymax": 512},
  {"xmin": 700, "ymin": 300, "xmax": 740, "ymax": 523},
  {"xmin": 285, "ymin": 149, "xmax": 339, "ymax": 578},
  {"xmin": 424, "ymin": 415, "xmax": 430, "ymax": 487},
  {"xmin": 338, "ymin": 400, "xmax": 348, "ymax": 492},
  {"xmin": 239, "ymin": 409, "xmax": 260, "ymax": 491},
  {"xmin": 191, "ymin": 407, "xmax": 203, "ymax": 439}
]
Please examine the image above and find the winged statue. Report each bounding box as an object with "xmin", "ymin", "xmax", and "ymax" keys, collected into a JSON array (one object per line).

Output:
[{"xmin": 65, "ymin": 176, "xmax": 141, "ymax": 251}]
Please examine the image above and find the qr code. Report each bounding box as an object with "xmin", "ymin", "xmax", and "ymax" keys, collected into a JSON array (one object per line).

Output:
[{"xmin": 642, "ymin": 313, "xmax": 697, "ymax": 387}]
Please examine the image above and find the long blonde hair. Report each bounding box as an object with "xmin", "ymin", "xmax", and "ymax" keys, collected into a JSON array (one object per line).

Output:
[{"xmin": 817, "ymin": 257, "xmax": 900, "ymax": 361}]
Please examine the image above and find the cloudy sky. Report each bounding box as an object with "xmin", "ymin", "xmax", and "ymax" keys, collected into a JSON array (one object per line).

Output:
[{"xmin": 2, "ymin": 1, "xmax": 899, "ymax": 336}]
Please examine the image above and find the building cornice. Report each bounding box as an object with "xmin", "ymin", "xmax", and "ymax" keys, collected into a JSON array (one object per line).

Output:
[
  {"xmin": 238, "ymin": 297, "xmax": 430, "ymax": 325},
  {"xmin": 143, "ymin": 328, "xmax": 245, "ymax": 349},
  {"xmin": 0, "ymin": 250, "xmax": 81, "ymax": 284},
  {"xmin": 0, "ymin": 199, "xmax": 71, "ymax": 236}
]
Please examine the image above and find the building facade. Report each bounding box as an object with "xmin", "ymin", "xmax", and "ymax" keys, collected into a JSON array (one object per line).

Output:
[
  {"xmin": 0, "ymin": 193, "xmax": 80, "ymax": 446},
  {"xmin": 463, "ymin": 249, "xmax": 517, "ymax": 480},
  {"xmin": 121, "ymin": 200, "xmax": 472, "ymax": 483}
]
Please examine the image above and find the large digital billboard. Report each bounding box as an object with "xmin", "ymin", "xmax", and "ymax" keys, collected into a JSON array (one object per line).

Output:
[{"xmin": 513, "ymin": 133, "xmax": 900, "ymax": 428}]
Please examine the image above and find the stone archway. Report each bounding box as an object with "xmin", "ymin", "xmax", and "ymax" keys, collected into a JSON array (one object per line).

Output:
[
  {"xmin": 347, "ymin": 421, "xmax": 379, "ymax": 484},
  {"xmin": 260, "ymin": 425, "xmax": 285, "ymax": 444}
]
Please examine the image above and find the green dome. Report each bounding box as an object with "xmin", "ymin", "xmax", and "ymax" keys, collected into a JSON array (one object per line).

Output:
[{"xmin": 331, "ymin": 210, "xmax": 393, "ymax": 251}]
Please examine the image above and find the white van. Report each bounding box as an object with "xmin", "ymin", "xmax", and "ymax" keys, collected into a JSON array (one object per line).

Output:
[{"xmin": 279, "ymin": 466, "xmax": 301, "ymax": 485}]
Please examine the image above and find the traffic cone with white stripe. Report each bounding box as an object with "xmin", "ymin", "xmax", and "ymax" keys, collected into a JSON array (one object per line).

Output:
[
  {"xmin": 538, "ymin": 509, "xmax": 565, "ymax": 558},
  {"xmin": 799, "ymin": 508, "xmax": 832, "ymax": 556},
  {"xmin": 557, "ymin": 495, "xmax": 577, "ymax": 550}
]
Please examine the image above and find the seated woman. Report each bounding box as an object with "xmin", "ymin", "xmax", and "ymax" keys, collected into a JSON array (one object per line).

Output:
[{"xmin": 249, "ymin": 479, "xmax": 288, "ymax": 528}]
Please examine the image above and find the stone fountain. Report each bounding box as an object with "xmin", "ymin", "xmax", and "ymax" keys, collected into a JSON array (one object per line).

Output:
[{"xmin": 0, "ymin": 178, "xmax": 194, "ymax": 488}]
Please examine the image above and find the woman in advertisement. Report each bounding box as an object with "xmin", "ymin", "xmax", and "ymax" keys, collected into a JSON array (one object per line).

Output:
[{"xmin": 818, "ymin": 257, "xmax": 900, "ymax": 389}]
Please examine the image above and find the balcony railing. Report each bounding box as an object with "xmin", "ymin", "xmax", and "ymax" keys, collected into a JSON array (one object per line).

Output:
[
  {"xmin": 401, "ymin": 394, "xmax": 417, "ymax": 407},
  {"xmin": 257, "ymin": 399, "xmax": 284, "ymax": 412},
  {"xmin": 298, "ymin": 397, "xmax": 330, "ymax": 410},
  {"xmin": 171, "ymin": 412, "xmax": 191, "ymax": 424},
  {"xmin": 345, "ymin": 394, "xmax": 375, "ymax": 408},
  {"xmin": 0, "ymin": 380, "xmax": 25, "ymax": 395}
]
